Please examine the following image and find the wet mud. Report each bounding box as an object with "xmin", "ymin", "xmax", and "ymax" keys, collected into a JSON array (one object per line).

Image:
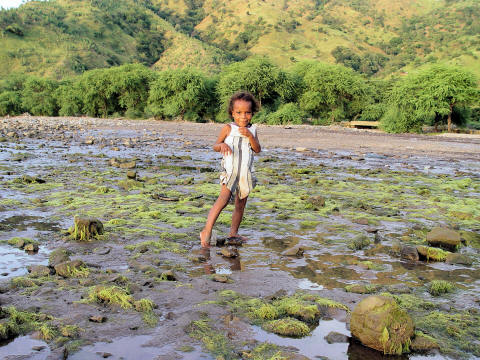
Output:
[{"xmin": 0, "ymin": 116, "xmax": 479, "ymax": 359}]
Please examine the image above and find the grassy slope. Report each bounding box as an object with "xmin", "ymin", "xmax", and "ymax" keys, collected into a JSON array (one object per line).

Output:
[
  {"xmin": 0, "ymin": 0, "xmax": 479, "ymax": 78},
  {"xmin": 0, "ymin": 0, "xmax": 230, "ymax": 78}
]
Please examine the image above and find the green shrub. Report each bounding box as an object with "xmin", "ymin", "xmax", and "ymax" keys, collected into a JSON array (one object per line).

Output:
[{"xmin": 266, "ymin": 103, "xmax": 305, "ymax": 125}]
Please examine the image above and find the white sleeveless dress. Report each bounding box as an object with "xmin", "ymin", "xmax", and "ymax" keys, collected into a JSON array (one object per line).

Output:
[{"xmin": 220, "ymin": 123, "xmax": 257, "ymax": 199}]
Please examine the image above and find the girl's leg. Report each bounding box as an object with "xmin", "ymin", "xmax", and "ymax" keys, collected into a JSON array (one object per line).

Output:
[
  {"xmin": 229, "ymin": 193, "xmax": 248, "ymax": 238},
  {"xmin": 200, "ymin": 184, "xmax": 231, "ymax": 247}
]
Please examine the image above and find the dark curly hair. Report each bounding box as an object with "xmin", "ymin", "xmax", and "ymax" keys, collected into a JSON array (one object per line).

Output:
[{"xmin": 227, "ymin": 91, "xmax": 260, "ymax": 120}]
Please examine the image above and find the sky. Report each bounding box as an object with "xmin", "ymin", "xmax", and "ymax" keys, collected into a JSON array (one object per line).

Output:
[{"xmin": 0, "ymin": 0, "xmax": 26, "ymax": 9}]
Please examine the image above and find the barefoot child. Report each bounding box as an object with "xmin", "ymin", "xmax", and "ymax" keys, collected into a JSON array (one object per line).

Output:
[{"xmin": 200, "ymin": 91, "xmax": 261, "ymax": 247}]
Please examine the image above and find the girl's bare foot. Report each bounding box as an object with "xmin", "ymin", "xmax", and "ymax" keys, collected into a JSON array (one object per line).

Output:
[
  {"xmin": 228, "ymin": 234, "xmax": 248, "ymax": 242},
  {"xmin": 200, "ymin": 229, "xmax": 211, "ymax": 248}
]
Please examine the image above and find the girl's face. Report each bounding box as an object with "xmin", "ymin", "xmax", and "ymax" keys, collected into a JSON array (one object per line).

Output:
[{"xmin": 232, "ymin": 100, "xmax": 253, "ymax": 127}]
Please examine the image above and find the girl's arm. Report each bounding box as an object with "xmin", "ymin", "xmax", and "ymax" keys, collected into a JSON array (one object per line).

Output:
[
  {"xmin": 238, "ymin": 127, "xmax": 261, "ymax": 153},
  {"xmin": 212, "ymin": 124, "xmax": 232, "ymax": 155}
]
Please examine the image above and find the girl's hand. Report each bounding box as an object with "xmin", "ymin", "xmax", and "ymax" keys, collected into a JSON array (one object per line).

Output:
[
  {"xmin": 219, "ymin": 143, "xmax": 232, "ymax": 156},
  {"xmin": 238, "ymin": 127, "xmax": 252, "ymax": 138}
]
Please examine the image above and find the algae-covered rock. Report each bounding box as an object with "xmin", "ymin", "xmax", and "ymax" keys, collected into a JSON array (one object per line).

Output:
[
  {"xmin": 72, "ymin": 216, "xmax": 103, "ymax": 241},
  {"xmin": 345, "ymin": 284, "xmax": 380, "ymax": 294},
  {"xmin": 350, "ymin": 295, "xmax": 414, "ymax": 355},
  {"xmin": 445, "ymin": 253, "xmax": 473, "ymax": 266},
  {"xmin": 54, "ymin": 260, "xmax": 89, "ymax": 278},
  {"xmin": 325, "ymin": 331, "xmax": 349, "ymax": 344},
  {"xmin": 410, "ymin": 332, "xmax": 440, "ymax": 352},
  {"xmin": 49, "ymin": 248, "xmax": 71, "ymax": 267},
  {"xmin": 348, "ymin": 235, "xmax": 371, "ymax": 250},
  {"xmin": 307, "ymin": 195, "xmax": 326, "ymax": 210},
  {"xmin": 281, "ymin": 245, "xmax": 304, "ymax": 257},
  {"xmin": 416, "ymin": 246, "xmax": 449, "ymax": 262},
  {"xmin": 28, "ymin": 265, "xmax": 52, "ymax": 278},
  {"xmin": 119, "ymin": 161, "xmax": 136, "ymax": 169},
  {"xmin": 400, "ymin": 246, "xmax": 419, "ymax": 261},
  {"xmin": 24, "ymin": 243, "xmax": 39, "ymax": 252},
  {"xmin": 126, "ymin": 170, "xmax": 137, "ymax": 179},
  {"xmin": 160, "ymin": 270, "xmax": 176, "ymax": 281},
  {"xmin": 219, "ymin": 247, "xmax": 239, "ymax": 258},
  {"xmin": 262, "ymin": 317, "xmax": 310, "ymax": 337},
  {"xmin": 426, "ymin": 227, "xmax": 461, "ymax": 251},
  {"xmin": 273, "ymin": 297, "xmax": 320, "ymax": 323}
]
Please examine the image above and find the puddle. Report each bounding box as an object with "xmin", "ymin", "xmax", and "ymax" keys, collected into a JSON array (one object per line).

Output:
[
  {"xmin": 0, "ymin": 336, "xmax": 50, "ymax": 359},
  {"xmin": 298, "ymin": 278, "xmax": 324, "ymax": 290},
  {"xmin": 253, "ymin": 319, "xmax": 350, "ymax": 360},
  {"xmin": 69, "ymin": 335, "xmax": 209, "ymax": 360},
  {"xmin": 0, "ymin": 244, "xmax": 49, "ymax": 278}
]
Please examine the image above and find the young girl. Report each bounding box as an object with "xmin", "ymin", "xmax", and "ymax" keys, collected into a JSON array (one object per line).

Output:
[{"xmin": 200, "ymin": 91, "xmax": 261, "ymax": 247}]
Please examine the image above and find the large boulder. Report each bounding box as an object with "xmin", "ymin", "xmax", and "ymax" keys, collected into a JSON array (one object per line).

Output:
[
  {"xmin": 350, "ymin": 295, "xmax": 414, "ymax": 355},
  {"xmin": 426, "ymin": 227, "xmax": 461, "ymax": 251}
]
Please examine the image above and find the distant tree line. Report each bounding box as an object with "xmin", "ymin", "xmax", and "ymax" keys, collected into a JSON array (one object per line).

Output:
[{"xmin": 0, "ymin": 59, "xmax": 478, "ymax": 133}]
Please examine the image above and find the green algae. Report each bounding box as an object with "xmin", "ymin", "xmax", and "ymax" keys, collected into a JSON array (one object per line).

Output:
[
  {"xmin": 348, "ymin": 234, "xmax": 371, "ymax": 250},
  {"xmin": 428, "ymin": 280, "xmax": 455, "ymax": 296},
  {"xmin": 87, "ymin": 285, "xmax": 134, "ymax": 309},
  {"xmin": 216, "ymin": 290, "xmax": 348, "ymax": 339},
  {"xmin": 345, "ymin": 284, "xmax": 379, "ymax": 294},
  {"xmin": 0, "ymin": 306, "xmax": 54, "ymax": 341},
  {"xmin": 187, "ymin": 317, "xmax": 235, "ymax": 359},
  {"xmin": 125, "ymin": 238, "xmax": 186, "ymax": 254},
  {"xmin": 272, "ymin": 297, "xmax": 320, "ymax": 323},
  {"xmin": 6, "ymin": 237, "xmax": 38, "ymax": 249},
  {"xmin": 262, "ymin": 317, "xmax": 310, "ymax": 337},
  {"xmin": 416, "ymin": 245, "xmax": 449, "ymax": 262}
]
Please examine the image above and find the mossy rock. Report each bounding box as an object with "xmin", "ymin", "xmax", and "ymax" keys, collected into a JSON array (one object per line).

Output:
[
  {"xmin": 348, "ymin": 235, "xmax": 371, "ymax": 250},
  {"xmin": 350, "ymin": 295, "xmax": 414, "ymax": 355},
  {"xmin": 7, "ymin": 237, "xmax": 38, "ymax": 250},
  {"xmin": 71, "ymin": 216, "xmax": 103, "ymax": 241},
  {"xmin": 48, "ymin": 248, "xmax": 71, "ymax": 267},
  {"xmin": 87, "ymin": 285, "xmax": 133, "ymax": 309},
  {"xmin": 416, "ymin": 246, "xmax": 449, "ymax": 262},
  {"xmin": 262, "ymin": 317, "xmax": 310, "ymax": 337},
  {"xmin": 445, "ymin": 253, "xmax": 473, "ymax": 266},
  {"xmin": 426, "ymin": 227, "xmax": 461, "ymax": 251},
  {"xmin": 411, "ymin": 332, "xmax": 440, "ymax": 353},
  {"xmin": 273, "ymin": 297, "xmax": 320, "ymax": 323},
  {"xmin": 345, "ymin": 284, "xmax": 380, "ymax": 294},
  {"xmin": 54, "ymin": 260, "xmax": 89, "ymax": 278},
  {"xmin": 28, "ymin": 265, "xmax": 52, "ymax": 278}
]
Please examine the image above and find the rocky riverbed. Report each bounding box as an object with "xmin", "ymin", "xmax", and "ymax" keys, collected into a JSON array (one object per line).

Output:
[{"xmin": 0, "ymin": 116, "xmax": 479, "ymax": 360}]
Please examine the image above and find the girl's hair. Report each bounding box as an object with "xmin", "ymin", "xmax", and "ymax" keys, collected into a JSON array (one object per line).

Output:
[{"xmin": 227, "ymin": 91, "xmax": 260, "ymax": 119}]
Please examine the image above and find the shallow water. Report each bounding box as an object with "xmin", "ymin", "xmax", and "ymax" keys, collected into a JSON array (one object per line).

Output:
[
  {"xmin": 0, "ymin": 336, "xmax": 50, "ymax": 359},
  {"xmin": 69, "ymin": 335, "xmax": 209, "ymax": 360}
]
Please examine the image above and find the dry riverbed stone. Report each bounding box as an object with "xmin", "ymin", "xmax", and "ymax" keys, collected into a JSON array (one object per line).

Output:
[
  {"xmin": 350, "ymin": 295, "xmax": 414, "ymax": 355},
  {"xmin": 426, "ymin": 227, "xmax": 461, "ymax": 251}
]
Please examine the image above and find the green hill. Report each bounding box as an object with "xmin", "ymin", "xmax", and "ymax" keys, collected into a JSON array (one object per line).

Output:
[{"xmin": 0, "ymin": 0, "xmax": 479, "ymax": 78}]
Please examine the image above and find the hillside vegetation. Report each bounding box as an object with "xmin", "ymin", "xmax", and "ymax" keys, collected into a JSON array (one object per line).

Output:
[{"xmin": 1, "ymin": 0, "xmax": 479, "ymax": 78}]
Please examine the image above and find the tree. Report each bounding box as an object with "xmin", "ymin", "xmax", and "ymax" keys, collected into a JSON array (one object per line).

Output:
[
  {"xmin": 217, "ymin": 57, "xmax": 296, "ymax": 120},
  {"xmin": 147, "ymin": 68, "xmax": 215, "ymax": 121},
  {"xmin": 21, "ymin": 76, "xmax": 59, "ymax": 116},
  {"xmin": 295, "ymin": 61, "xmax": 369, "ymax": 122},
  {"xmin": 74, "ymin": 64, "xmax": 156, "ymax": 118},
  {"xmin": 382, "ymin": 65, "xmax": 479, "ymax": 133}
]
